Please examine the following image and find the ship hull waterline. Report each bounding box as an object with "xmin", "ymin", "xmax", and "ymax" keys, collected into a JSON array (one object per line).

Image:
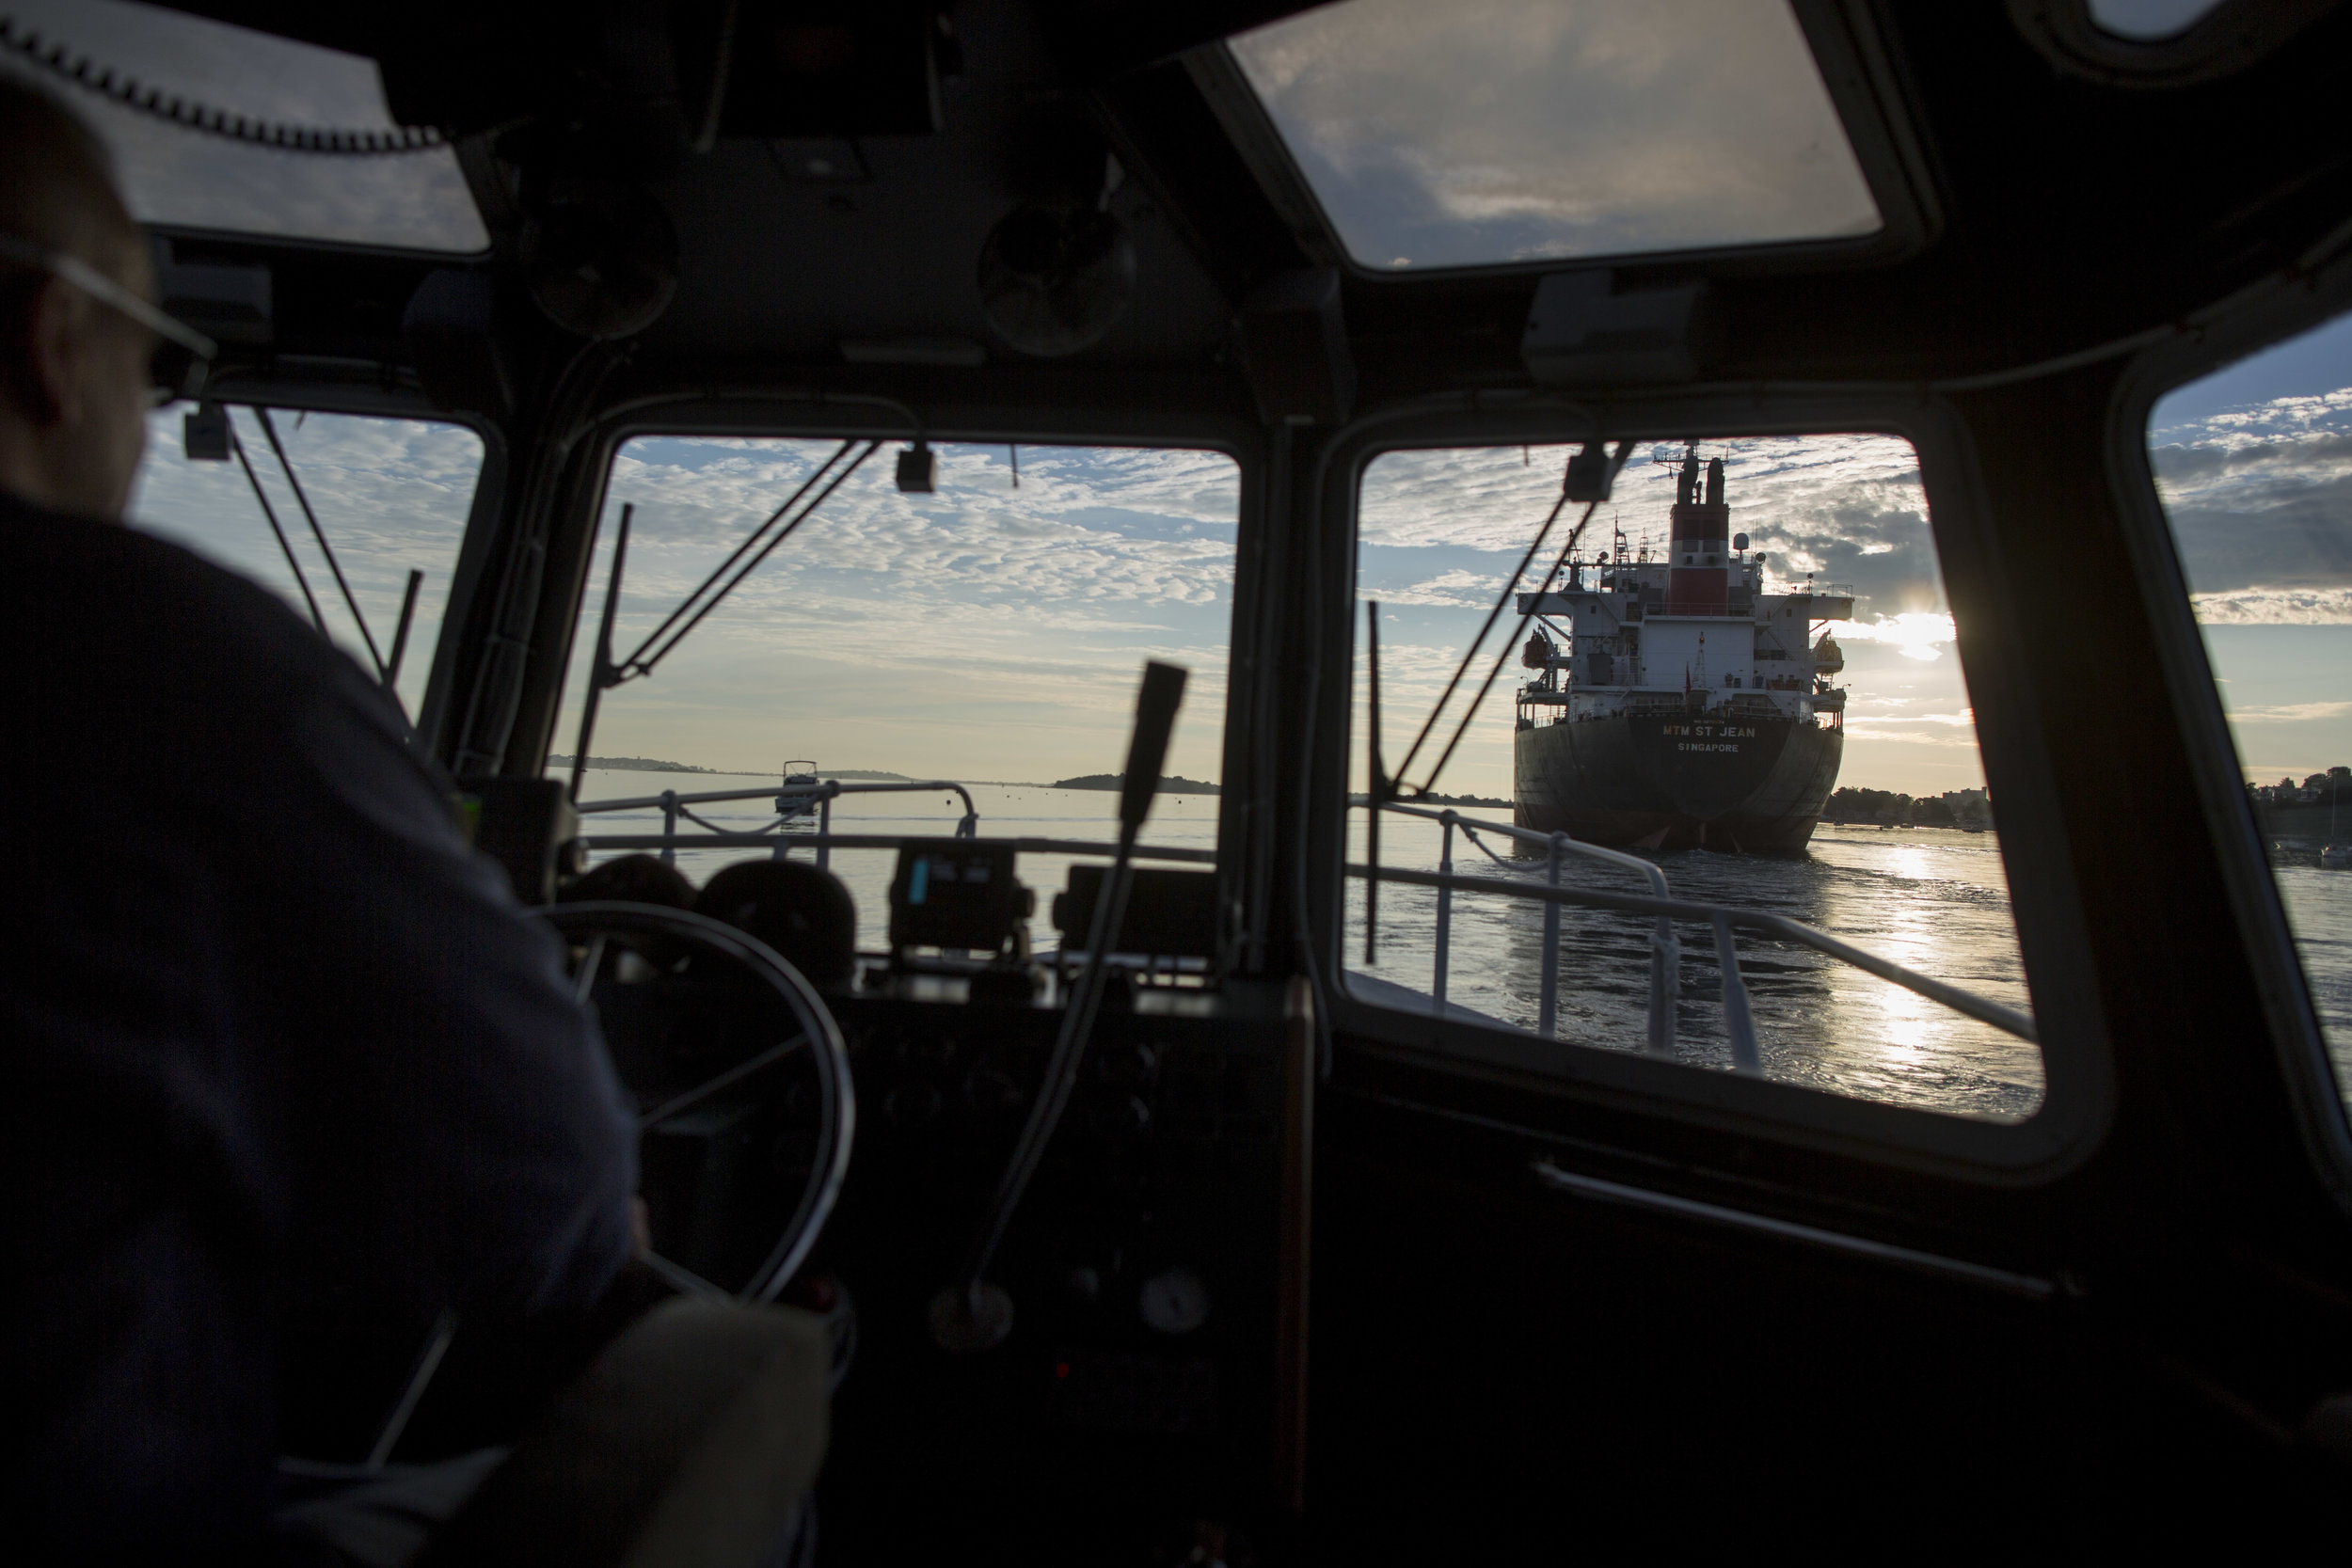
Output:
[{"xmin": 1513, "ymin": 708, "xmax": 1843, "ymax": 854}]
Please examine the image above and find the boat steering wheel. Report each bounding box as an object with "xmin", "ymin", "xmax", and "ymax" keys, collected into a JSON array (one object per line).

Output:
[{"xmin": 542, "ymin": 902, "xmax": 856, "ymax": 1304}]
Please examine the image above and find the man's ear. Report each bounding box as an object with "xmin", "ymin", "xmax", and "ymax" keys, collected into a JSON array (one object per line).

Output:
[{"xmin": 12, "ymin": 273, "xmax": 82, "ymax": 428}]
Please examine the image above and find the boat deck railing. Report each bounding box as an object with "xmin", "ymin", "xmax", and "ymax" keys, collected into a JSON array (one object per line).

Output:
[
  {"xmin": 1350, "ymin": 799, "xmax": 2035, "ymax": 1069},
  {"xmin": 576, "ymin": 779, "xmax": 979, "ymax": 869},
  {"xmin": 575, "ymin": 783, "xmax": 2032, "ymax": 1067},
  {"xmin": 572, "ymin": 779, "xmax": 1216, "ymax": 873}
]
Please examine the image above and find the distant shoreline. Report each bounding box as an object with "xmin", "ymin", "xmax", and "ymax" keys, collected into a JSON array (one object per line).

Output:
[
  {"xmin": 548, "ymin": 754, "xmax": 719, "ymax": 775},
  {"xmin": 550, "ymin": 755, "xmax": 911, "ymax": 781},
  {"xmin": 1049, "ymin": 773, "xmax": 1222, "ymax": 795}
]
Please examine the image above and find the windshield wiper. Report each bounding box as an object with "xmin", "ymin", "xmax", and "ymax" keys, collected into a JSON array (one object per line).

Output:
[
  {"xmin": 227, "ymin": 404, "xmax": 426, "ymax": 705},
  {"xmin": 566, "ymin": 438, "xmax": 880, "ymax": 800}
]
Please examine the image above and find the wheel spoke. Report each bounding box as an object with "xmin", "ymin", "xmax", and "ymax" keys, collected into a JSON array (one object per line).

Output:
[
  {"xmin": 638, "ymin": 1033, "xmax": 810, "ymax": 1130},
  {"xmin": 636, "ymin": 1249, "xmax": 728, "ymax": 1301},
  {"xmin": 571, "ymin": 933, "xmax": 609, "ymax": 1005},
  {"xmin": 540, "ymin": 902, "xmax": 854, "ymax": 1307}
]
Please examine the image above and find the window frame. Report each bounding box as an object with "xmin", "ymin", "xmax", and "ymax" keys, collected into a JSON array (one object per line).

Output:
[
  {"xmin": 2107, "ymin": 268, "xmax": 2352, "ymax": 1214},
  {"xmin": 1311, "ymin": 393, "xmax": 2115, "ymax": 1184},
  {"xmin": 532, "ymin": 403, "xmax": 1269, "ymax": 941},
  {"xmin": 135, "ymin": 374, "xmax": 506, "ymax": 759},
  {"xmin": 1189, "ymin": 0, "xmax": 1941, "ymax": 283}
]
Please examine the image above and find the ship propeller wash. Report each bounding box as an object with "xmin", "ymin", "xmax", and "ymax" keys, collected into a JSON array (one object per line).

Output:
[{"xmin": 1514, "ymin": 447, "xmax": 1850, "ymax": 852}]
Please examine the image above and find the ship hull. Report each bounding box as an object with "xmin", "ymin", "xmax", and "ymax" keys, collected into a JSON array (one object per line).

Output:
[{"xmin": 1514, "ymin": 708, "xmax": 1842, "ymax": 853}]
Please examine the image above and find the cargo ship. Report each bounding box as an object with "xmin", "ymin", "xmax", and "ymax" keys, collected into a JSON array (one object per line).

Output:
[{"xmin": 1513, "ymin": 447, "xmax": 1850, "ymax": 853}]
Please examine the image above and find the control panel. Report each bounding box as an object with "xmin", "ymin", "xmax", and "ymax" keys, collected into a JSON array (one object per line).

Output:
[{"xmin": 808, "ymin": 981, "xmax": 1310, "ymax": 1563}]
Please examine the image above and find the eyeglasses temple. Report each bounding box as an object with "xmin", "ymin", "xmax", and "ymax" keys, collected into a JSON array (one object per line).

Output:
[{"xmin": 0, "ymin": 231, "xmax": 218, "ymax": 361}]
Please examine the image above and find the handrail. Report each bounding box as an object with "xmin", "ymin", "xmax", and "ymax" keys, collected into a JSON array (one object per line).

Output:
[
  {"xmin": 1359, "ymin": 799, "xmax": 1682, "ymax": 1054},
  {"xmin": 582, "ymin": 831, "xmax": 1216, "ymax": 864},
  {"xmin": 578, "ymin": 778, "xmax": 978, "ymax": 823},
  {"xmin": 1367, "ymin": 798, "xmax": 1665, "ymax": 895},
  {"xmin": 575, "ymin": 777, "xmax": 980, "ymax": 866},
  {"xmin": 1348, "ymin": 862, "xmax": 2037, "ymax": 1045}
]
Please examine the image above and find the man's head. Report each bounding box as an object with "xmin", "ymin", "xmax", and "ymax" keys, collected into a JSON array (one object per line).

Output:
[{"xmin": 0, "ymin": 76, "xmax": 151, "ymax": 520}]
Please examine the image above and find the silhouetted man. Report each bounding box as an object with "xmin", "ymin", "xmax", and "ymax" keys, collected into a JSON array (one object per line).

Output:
[{"xmin": 0, "ymin": 78, "xmax": 637, "ymax": 1562}]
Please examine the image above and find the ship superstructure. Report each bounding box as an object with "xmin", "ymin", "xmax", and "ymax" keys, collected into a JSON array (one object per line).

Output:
[{"xmin": 1512, "ymin": 448, "xmax": 1851, "ymax": 851}]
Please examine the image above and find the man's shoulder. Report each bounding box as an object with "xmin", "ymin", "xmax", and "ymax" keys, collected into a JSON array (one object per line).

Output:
[{"xmin": 8, "ymin": 494, "xmax": 355, "ymax": 683}]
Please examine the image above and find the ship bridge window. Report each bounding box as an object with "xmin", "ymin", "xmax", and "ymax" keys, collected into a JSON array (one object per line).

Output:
[
  {"xmin": 2141, "ymin": 308, "xmax": 2352, "ymax": 1115},
  {"xmin": 1348, "ymin": 435, "xmax": 2042, "ymax": 1120},
  {"xmin": 552, "ymin": 437, "xmax": 1239, "ymax": 958},
  {"xmin": 0, "ymin": 0, "xmax": 487, "ymax": 253},
  {"xmin": 1224, "ymin": 0, "xmax": 1882, "ymax": 273},
  {"xmin": 127, "ymin": 403, "xmax": 487, "ymax": 725}
]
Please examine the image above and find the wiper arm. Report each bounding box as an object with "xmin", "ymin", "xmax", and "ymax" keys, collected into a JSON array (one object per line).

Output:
[
  {"xmin": 254, "ymin": 406, "xmax": 388, "ymax": 683},
  {"xmin": 565, "ymin": 439, "xmax": 881, "ymax": 800}
]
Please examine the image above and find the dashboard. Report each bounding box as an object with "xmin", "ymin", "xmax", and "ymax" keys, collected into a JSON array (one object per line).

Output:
[{"xmin": 598, "ymin": 935, "xmax": 1311, "ymax": 1563}]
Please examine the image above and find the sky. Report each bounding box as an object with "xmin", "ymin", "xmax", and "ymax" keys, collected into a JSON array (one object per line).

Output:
[
  {"xmin": 119, "ymin": 309, "xmax": 2349, "ymax": 800},
  {"xmin": 1230, "ymin": 0, "xmax": 1878, "ymax": 270},
  {"xmin": 2151, "ymin": 311, "xmax": 2352, "ymax": 784},
  {"xmin": 548, "ymin": 440, "xmax": 1241, "ymax": 784},
  {"xmin": 126, "ymin": 428, "xmax": 1240, "ymax": 784},
  {"xmin": 128, "ymin": 405, "xmax": 483, "ymax": 724}
]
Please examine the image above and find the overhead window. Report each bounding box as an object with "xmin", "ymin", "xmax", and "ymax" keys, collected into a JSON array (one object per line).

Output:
[
  {"xmin": 2144, "ymin": 310, "xmax": 2352, "ymax": 1109},
  {"xmin": 2087, "ymin": 0, "xmax": 2229, "ymax": 41},
  {"xmin": 0, "ymin": 0, "xmax": 486, "ymax": 253},
  {"xmin": 1226, "ymin": 0, "xmax": 1882, "ymax": 273},
  {"xmin": 1348, "ymin": 436, "xmax": 2041, "ymax": 1121}
]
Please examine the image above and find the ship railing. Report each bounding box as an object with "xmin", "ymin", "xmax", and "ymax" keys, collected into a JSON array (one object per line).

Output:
[
  {"xmin": 576, "ymin": 778, "xmax": 982, "ymax": 869},
  {"xmin": 1349, "ymin": 800, "xmax": 2036, "ymax": 1069},
  {"xmin": 1362, "ymin": 800, "xmax": 1682, "ymax": 1054}
]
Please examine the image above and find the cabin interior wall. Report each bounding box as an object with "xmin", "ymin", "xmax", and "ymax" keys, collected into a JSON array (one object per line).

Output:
[
  {"xmin": 1302, "ymin": 373, "xmax": 2352, "ymax": 1546},
  {"xmin": 413, "ymin": 427, "xmax": 513, "ymax": 764},
  {"xmin": 431, "ymin": 340, "xmax": 611, "ymax": 777},
  {"xmin": 1304, "ymin": 1088, "xmax": 2346, "ymax": 1554},
  {"xmin": 502, "ymin": 417, "xmax": 625, "ymax": 777},
  {"xmin": 1950, "ymin": 365, "xmax": 2344, "ymax": 1239}
]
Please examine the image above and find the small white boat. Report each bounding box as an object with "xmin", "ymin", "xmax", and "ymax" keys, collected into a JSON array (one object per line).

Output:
[{"xmin": 780, "ymin": 759, "xmax": 820, "ymax": 820}]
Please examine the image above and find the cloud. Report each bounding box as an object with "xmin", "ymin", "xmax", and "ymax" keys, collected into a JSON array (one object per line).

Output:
[
  {"xmin": 1844, "ymin": 706, "xmax": 1977, "ymax": 726},
  {"xmin": 1833, "ymin": 728, "xmax": 1982, "ymax": 750},
  {"xmin": 1375, "ymin": 568, "xmax": 1506, "ymax": 608},
  {"xmin": 130, "ymin": 406, "xmax": 485, "ymax": 716},
  {"xmin": 2148, "ymin": 387, "xmax": 2352, "ymax": 614},
  {"xmin": 129, "ymin": 422, "xmax": 1247, "ymax": 783},
  {"xmin": 2226, "ymin": 700, "xmax": 2352, "ymax": 723},
  {"xmin": 1362, "ymin": 434, "xmax": 1941, "ymax": 618},
  {"xmin": 557, "ymin": 439, "xmax": 1245, "ymax": 781},
  {"xmin": 2189, "ymin": 587, "xmax": 2352, "ymax": 623},
  {"xmin": 1826, "ymin": 612, "xmax": 1957, "ymax": 661},
  {"xmin": 598, "ymin": 442, "xmax": 1240, "ymax": 618},
  {"xmin": 1230, "ymin": 0, "xmax": 1877, "ymax": 269}
]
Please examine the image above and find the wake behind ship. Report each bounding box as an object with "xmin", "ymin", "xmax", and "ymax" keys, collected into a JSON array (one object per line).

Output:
[{"xmin": 1514, "ymin": 449, "xmax": 1849, "ymax": 852}]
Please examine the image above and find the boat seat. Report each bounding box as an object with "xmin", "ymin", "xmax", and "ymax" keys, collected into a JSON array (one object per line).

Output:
[{"xmin": 416, "ymin": 1297, "xmax": 831, "ymax": 1568}]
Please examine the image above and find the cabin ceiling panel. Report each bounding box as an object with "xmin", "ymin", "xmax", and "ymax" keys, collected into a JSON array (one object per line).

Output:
[
  {"xmin": 639, "ymin": 133, "xmax": 1232, "ymax": 367},
  {"xmin": 116, "ymin": 2, "xmax": 2352, "ymax": 402}
]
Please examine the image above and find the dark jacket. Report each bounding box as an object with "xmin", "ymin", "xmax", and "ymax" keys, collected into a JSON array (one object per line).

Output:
[{"xmin": 1, "ymin": 494, "xmax": 637, "ymax": 1558}]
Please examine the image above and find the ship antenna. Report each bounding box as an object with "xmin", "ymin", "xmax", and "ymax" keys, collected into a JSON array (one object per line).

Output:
[{"xmin": 1365, "ymin": 599, "xmax": 1385, "ymax": 964}]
